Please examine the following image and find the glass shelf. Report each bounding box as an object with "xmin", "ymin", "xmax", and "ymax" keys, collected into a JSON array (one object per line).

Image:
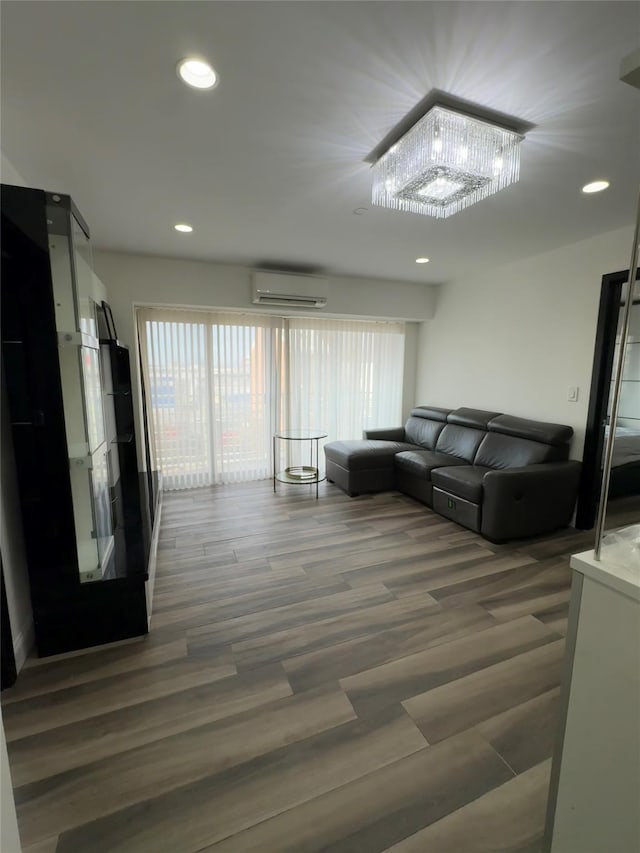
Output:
[{"xmin": 276, "ymin": 469, "xmax": 326, "ymax": 485}]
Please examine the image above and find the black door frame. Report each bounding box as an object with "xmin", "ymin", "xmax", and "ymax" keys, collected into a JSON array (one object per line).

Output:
[{"xmin": 575, "ymin": 267, "xmax": 639, "ymax": 529}]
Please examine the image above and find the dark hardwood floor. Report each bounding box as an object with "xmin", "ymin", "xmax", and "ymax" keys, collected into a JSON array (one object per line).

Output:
[{"xmin": 3, "ymin": 480, "xmax": 620, "ymax": 853}]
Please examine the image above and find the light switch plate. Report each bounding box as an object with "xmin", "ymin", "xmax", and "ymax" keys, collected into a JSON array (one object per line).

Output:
[{"xmin": 568, "ymin": 386, "xmax": 579, "ymax": 402}]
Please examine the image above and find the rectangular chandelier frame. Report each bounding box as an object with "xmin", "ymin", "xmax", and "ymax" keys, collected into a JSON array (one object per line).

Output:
[{"xmin": 371, "ymin": 99, "xmax": 526, "ymax": 219}]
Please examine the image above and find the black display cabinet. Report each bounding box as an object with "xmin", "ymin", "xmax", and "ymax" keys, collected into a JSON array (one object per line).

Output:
[
  {"xmin": 99, "ymin": 337, "xmax": 151, "ymax": 580},
  {"xmin": 1, "ymin": 184, "xmax": 149, "ymax": 656}
]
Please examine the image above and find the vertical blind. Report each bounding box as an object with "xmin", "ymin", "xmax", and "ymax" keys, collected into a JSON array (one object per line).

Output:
[
  {"xmin": 138, "ymin": 308, "xmax": 405, "ymax": 490},
  {"xmin": 287, "ymin": 317, "xmax": 405, "ymax": 438}
]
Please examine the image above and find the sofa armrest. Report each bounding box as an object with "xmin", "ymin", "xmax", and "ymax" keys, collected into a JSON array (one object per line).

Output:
[
  {"xmin": 481, "ymin": 461, "xmax": 582, "ymax": 542},
  {"xmin": 362, "ymin": 427, "xmax": 406, "ymax": 441}
]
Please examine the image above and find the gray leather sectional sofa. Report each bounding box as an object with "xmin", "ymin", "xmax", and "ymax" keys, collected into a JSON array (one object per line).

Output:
[{"xmin": 323, "ymin": 406, "xmax": 581, "ymax": 542}]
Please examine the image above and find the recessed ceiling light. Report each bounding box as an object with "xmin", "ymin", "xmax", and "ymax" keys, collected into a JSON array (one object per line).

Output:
[
  {"xmin": 177, "ymin": 58, "xmax": 218, "ymax": 90},
  {"xmin": 582, "ymin": 180, "xmax": 610, "ymax": 194},
  {"xmin": 174, "ymin": 223, "xmax": 193, "ymax": 233},
  {"xmin": 415, "ymin": 257, "xmax": 430, "ymax": 264}
]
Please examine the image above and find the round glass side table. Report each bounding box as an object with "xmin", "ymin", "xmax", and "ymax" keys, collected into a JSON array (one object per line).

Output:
[{"xmin": 273, "ymin": 429, "xmax": 328, "ymax": 499}]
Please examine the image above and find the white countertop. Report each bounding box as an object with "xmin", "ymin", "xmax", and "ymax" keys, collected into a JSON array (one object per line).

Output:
[{"xmin": 570, "ymin": 548, "xmax": 640, "ymax": 601}]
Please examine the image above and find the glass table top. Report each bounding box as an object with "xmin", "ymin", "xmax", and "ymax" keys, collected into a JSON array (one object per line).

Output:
[{"xmin": 275, "ymin": 429, "xmax": 328, "ymax": 440}]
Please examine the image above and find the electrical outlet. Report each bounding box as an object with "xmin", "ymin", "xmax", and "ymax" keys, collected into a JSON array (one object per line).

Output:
[{"xmin": 568, "ymin": 386, "xmax": 579, "ymax": 402}]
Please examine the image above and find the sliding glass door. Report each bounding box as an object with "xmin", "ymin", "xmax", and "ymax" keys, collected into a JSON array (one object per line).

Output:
[
  {"xmin": 143, "ymin": 316, "xmax": 210, "ymax": 488},
  {"xmin": 139, "ymin": 308, "xmax": 405, "ymax": 490},
  {"xmin": 209, "ymin": 321, "xmax": 279, "ymax": 483},
  {"xmin": 287, "ymin": 317, "xmax": 405, "ymax": 438},
  {"xmin": 139, "ymin": 310, "xmax": 280, "ymax": 489}
]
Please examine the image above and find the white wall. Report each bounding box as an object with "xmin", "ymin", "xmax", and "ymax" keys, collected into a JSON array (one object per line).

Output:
[
  {"xmin": 416, "ymin": 225, "xmax": 634, "ymax": 459},
  {"xmin": 93, "ymin": 250, "xmax": 437, "ymax": 463},
  {"xmin": 92, "ymin": 251, "xmax": 437, "ymax": 329},
  {"xmin": 1, "ymin": 153, "xmax": 26, "ymax": 188},
  {"xmin": 402, "ymin": 323, "xmax": 420, "ymax": 422}
]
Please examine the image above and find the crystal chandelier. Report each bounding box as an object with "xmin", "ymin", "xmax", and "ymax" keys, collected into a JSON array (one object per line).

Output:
[{"xmin": 371, "ymin": 104, "xmax": 524, "ymax": 219}]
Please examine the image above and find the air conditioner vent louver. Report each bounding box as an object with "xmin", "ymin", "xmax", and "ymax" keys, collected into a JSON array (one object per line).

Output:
[
  {"xmin": 251, "ymin": 271, "xmax": 328, "ymax": 309},
  {"xmin": 254, "ymin": 294, "xmax": 324, "ymax": 307}
]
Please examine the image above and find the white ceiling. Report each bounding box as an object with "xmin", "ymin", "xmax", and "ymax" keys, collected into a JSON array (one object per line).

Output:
[{"xmin": 1, "ymin": 1, "xmax": 638, "ymax": 284}]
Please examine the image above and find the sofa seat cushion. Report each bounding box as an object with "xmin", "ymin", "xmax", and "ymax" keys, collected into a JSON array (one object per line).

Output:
[
  {"xmin": 324, "ymin": 440, "xmax": 418, "ymax": 471},
  {"xmin": 394, "ymin": 450, "xmax": 465, "ymax": 479},
  {"xmin": 431, "ymin": 465, "xmax": 493, "ymax": 504}
]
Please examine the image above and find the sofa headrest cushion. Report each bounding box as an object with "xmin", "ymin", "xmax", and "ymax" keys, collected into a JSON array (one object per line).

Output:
[
  {"xmin": 436, "ymin": 424, "xmax": 487, "ymax": 462},
  {"xmin": 488, "ymin": 414, "xmax": 573, "ymax": 446},
  {"xmin": 475, "ymin": 432, "xmax": 568, "ymax": 469},
  {"xmin": 447, "ymin": 408, "xmax": 502, "ymax": 430},
  {"xmin": 405, "ymin": 416, "xmax": 447, "ymax": 450},
  {"xmin": 410, "ymin": 406, "xmax": 450, "ymax": 423}
]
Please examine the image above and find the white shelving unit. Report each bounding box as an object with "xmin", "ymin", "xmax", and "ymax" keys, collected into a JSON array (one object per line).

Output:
[{"xmin": 544, "ymin": 550, "xmax": 640, "ymax": 853}]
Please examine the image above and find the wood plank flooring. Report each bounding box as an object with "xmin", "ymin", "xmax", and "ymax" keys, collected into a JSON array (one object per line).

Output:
[{"xmin": 2, "ymin": 480, "xmax": 612, "ymax": 852}]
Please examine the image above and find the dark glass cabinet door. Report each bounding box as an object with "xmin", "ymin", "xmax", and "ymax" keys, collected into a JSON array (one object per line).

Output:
[{"xmin": 1, "ymin": 184, "xmax": 149, "ymax": 657}]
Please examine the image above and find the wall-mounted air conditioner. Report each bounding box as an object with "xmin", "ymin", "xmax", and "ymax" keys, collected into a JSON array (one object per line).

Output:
[{"xmin": 251, "ymin": 271, "xmax": 328, "ymax": 309}]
